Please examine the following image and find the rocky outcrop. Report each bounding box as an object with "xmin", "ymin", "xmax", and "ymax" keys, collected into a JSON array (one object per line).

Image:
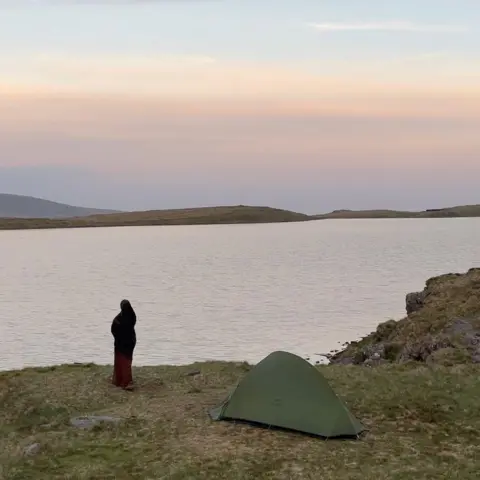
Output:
[
  {"xmin": 330, "ymin": 268, "xmax": 480, "ymax": 366},
  {"xmin": 405, "ymin": 291, "xmax": 427, "ymax": 314}
]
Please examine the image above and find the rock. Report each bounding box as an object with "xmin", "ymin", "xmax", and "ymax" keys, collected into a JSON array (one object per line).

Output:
[
  {"xmin": 448, "ymin": 317, "xmax": 479, "ymax": 339},
  {"xmin": 330, "ymin": 355, "xmax": 356, "ymax": 365},
  {"xmin": 399, "ymin": 335, "xmax": 453, "ymax": 362},
  {"xmin": 70, "ymin": 416, "xmax": 121, "ymax": 429},
  {"xmin": 342, "ymin": 343, "xmax": 388, "ymax": 366},
  {"xmin": 406, "ymin": 291, "xmax": 427, "ymax": 315},
  {"xmin": 472, "ymin": 354, "xmax": 480, "ymax": 364},
  {"xmin": 446, "ymin": 317, "xmax": 480, "ymax": 361},
  {"xmin": 24, "ymin": 443, "xmax": 41, "ymax": 456},
  {"xmin": 364, "ymin": 343, "xmax": 385, "ymax": 359},
  {"xmin": 185, "ymin": 370, "xmax": 201, "ymax": 377}
]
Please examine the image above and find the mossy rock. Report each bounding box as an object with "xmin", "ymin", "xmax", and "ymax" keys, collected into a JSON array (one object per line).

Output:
[
  {"xmin": 384, "ymin": 342, "xmax": 403, "ymax": 362},
  {"xmin": 373, "ymin": 320, "xmax": 398, "ymax": 342}
]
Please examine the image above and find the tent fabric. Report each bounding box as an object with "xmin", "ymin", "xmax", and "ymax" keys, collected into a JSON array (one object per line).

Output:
[{"xmin": 209, "ymin": 350, "xmax": 364, "ymax": 438}]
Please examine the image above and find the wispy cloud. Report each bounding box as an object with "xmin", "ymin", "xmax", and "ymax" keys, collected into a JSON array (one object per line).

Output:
[
  {"xmin": 309, "ymin": 21, "xmax": 469, "ymax": 34},
  {"xmin": 2, "ymin": 51, "xmax": 480, "ymax": 106}
]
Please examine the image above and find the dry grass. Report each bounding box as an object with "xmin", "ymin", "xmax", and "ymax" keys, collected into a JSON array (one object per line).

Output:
[
  {"xmin": 1, "ymin": 361, "xmax": 480, "ymax": 479},
  {"xmin": 0, "ymin": 206, "xmax": 310, "ymax": 231}
]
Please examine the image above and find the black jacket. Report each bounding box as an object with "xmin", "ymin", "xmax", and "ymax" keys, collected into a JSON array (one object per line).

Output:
[{"xmin": 111, "ymin": 300, "xmax": 137, "ymax": 357}]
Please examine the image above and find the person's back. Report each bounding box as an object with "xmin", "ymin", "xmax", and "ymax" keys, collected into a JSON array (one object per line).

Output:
[{"xmin": 111, "ymin": 299, "xmax": 137, "ymax": 390}]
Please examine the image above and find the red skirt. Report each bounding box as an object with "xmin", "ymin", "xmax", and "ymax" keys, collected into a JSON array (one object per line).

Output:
[{"xmin": 112, "ymin": 350, "xmax": 133, "ymax": 389}]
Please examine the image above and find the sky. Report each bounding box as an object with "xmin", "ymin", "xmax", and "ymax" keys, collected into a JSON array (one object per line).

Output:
[{"xmin": 0, "ymin": 0, "xmax": 479, "ymax": 213}]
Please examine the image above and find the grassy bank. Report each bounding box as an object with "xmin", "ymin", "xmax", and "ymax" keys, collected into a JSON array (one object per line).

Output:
[
  {"xmin": 0, "ymin": 206, "xmax": 310, "ymax": 231},
  {"xmin": 1, "ymin": 361, "xmax": 479, "ymax": 479}
]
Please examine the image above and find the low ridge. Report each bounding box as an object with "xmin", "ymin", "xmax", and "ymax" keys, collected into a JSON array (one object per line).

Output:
[
  {"xmin": 0, "ymin": 204, "xmax": 310, "ymax": 230},
  {"xmin": 0, "ymin": 193, "xmax": 119, "ymax": 219},
  {"xmin": 314, "ymin": 204, "xmax": 480, "ymax": 219},
  {"xmin": 2, "ymin": 193, "xmax": 480, "ymax": 231}
]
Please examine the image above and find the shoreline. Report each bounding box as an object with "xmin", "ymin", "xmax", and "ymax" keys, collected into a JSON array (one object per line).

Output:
[
  {"xmin": 0, "ymin": 218, "xmax": 312, "ymax": 232},
  {"xmin": 1, "ymin": 203, "xmax": 480, "ymax": 231},
  {"xmin": 0, "ymin": 351, "xmax": 332, "ymax": 374},
  {"xmin": 1, "ymin": 268, "xmax": 479, "ymax": 477},
  {"xmin": 1, "ymin": 213, "xmax": 479, "ymax": 232}
]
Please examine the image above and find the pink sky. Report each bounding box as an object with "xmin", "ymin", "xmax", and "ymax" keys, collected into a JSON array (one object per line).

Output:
[
  {"xmin": 1, "ymin": 31, "xmax": 479, "ymax": 211},
  {"xmin": 2, "ymin": 85, "xmax": 479, "ymax": 177}
]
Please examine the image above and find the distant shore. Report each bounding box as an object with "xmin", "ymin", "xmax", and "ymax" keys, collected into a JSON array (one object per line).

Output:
[
  {"xmin": 1, "ymin": 203, "xmax": 479, "ymax": 231},
  {"xmin": 313, "ymin": 204, "xmax": 480, "ymax": 220},
  {"xmin": 0, "ymin": 205, "xmax": 310, "ymax": 231}
]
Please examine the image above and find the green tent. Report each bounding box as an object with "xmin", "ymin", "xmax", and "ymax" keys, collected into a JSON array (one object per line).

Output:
[{"xmin": 209, "ymin": 350, "xmax": 364, "ymax": 438}]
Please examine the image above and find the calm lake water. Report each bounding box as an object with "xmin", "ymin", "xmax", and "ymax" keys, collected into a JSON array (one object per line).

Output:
[{"xmin": 1, "ymin": 219, "xmax": 479, "ymax": 371}]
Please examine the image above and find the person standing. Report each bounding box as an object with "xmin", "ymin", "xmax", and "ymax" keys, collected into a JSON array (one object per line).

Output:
[{"xmin": 111, "ymin": 299, "xmax": 137, "ymax": 390}]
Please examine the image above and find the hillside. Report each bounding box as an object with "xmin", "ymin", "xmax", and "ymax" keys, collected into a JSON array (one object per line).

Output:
[
  {"xmin": 0, "ymin": 194, "xmax": 119, "ymax": 218},
  {"xmin": 0, "ymin": 205, "xmax": 310, "ymax": 230},
  {"xmin": 315, "ymin": 204, "xmax": 480, "ymax": 219},
  {"xmin": 330, "ymin": 267, "xmax": 480, "ymax": 366},
  {"xmin": 1, "ymin": 194, "xmax": 480, "ymax": 231}
]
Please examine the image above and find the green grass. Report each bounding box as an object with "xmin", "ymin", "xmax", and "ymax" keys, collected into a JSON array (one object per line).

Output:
[
  {"xmin": 1, "ymin": 361, "xmax": 479, "ymax": 479},
  {"xmin": 0, "ymin": 205, "xmax": 310, "ymax": 231}
]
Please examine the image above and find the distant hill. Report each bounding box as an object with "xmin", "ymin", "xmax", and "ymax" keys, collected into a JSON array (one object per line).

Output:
[
  {"xmin": 0, "ymin": 205, "xmax": 310, "ymax": 230},
  {"xmin": 0, "ymin": 194, "xmax": 120, "ymax": 219},
  {"xmin": 314, "ymin": 205, "xmax": 480, "ymax": 219},
  {"xmin": 1, "ymin": 195, "xmax": 480, "ymax": 231}
]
